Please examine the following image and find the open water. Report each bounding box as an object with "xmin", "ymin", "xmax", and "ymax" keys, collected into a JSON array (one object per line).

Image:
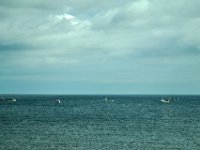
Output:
[{"xmin": 0, "ymin": 95, "xmax": 200, "ymax": 150}]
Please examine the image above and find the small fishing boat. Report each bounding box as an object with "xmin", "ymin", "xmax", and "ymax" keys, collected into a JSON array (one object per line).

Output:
[
  {"xmin": 0, "ymin": 97, "xmax": 16, "ymax": 103},
  {"xmin": 104, "ymin": 97, "xmax": 114, "ymax": 102},
  {"xmin": 104, "ymin": 97, "xmax": 108, "ymax": 101},
  {"xmin": 9, "ymin": 98, "xmax": 17, "ymax": 102},
  {"xmin": 56, "ymin": 99, "xmax": 61, "ymax": 104},
  {"xmin": 160, "ymin": 98, "xmax": 170, "ymax": 103}
]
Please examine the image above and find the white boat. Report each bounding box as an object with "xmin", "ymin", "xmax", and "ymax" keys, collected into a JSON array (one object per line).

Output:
[
  {"xmin": 104, "ymin": 97, "xmax": 114, "ymax": 102},
  {"xmin": 10, "ymin": 98, "xmax": 17, "ymax": 102},
  {"xmin": 105, "ymin": 97, "xmax": 108, "ymax": 101},
  {"xmin": 160, "ymin": 98, "xmax": 170, "ymax": 103},
  {"xmin": 7, "ymin": 98, "xmax": 16, "ymax": 102},
  {"xmin": 56, "ymin": 99, "xmax": 61, "ymax": 104},
  {"xmin": 0, "ymin": 98, "xmax": 16, "ymax": 103}
]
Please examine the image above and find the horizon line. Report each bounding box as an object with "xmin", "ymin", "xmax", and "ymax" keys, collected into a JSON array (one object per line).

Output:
[{"xmin": 0, "ymin": 93, "xmax": 199, "ymax": 96}]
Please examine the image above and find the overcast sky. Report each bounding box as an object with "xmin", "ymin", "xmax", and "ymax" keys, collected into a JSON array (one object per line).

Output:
[{"xmin": 0, "ymin": 0, "xmax": 200, "ymax": 94}]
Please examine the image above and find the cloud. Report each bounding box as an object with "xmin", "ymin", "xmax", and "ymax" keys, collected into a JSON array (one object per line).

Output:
[
  {"xmin": 0, "ymin": 0, "xmax": 200, "ymax": 94},
  {"xmin": 54, "ymin": 14, "xmax": 77, "ymax": 25}
]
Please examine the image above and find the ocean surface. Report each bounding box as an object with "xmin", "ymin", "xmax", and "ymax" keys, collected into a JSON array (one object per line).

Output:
[{"xmin": 0, "ymin": 95, "xmax": 200, "ymax": 150}]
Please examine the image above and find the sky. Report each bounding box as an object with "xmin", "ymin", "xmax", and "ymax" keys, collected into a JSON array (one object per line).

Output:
[{"xmin": 0, "ymin": 0, "xmax": 200, "ymax": 95}]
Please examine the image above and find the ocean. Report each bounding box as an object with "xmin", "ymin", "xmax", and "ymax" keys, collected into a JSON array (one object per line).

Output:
[{"xmin": 0, "ymin": 95, "xmax": 200, "ymax": 150}]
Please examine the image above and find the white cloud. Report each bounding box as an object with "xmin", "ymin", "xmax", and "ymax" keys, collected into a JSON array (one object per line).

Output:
[
  {"xmin": 127, "ymin": 0, "xmax": 150, "ymax": 14},
  {"xmin": 54, "ymin": 13, "xmax": 77, "ymax": 25},
  {"xmin": 0, "ymin": 0, "xmax": 200, "ymax": 94}
]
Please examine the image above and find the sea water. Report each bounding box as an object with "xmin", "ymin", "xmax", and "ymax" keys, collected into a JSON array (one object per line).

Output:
[{"xmin": 0, "ymin": 95, "xmax": 200, "ymax": 150}]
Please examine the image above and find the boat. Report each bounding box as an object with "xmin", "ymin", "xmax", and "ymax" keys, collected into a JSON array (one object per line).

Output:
[
  {"xmin": 6, "ymin": 98, "xmax": 17, "ymax": 102},
  {"xmin": 104, "ymin": 97, "xmax": 114, "ymax": 102},
  {"xmin": 104, "ymin": 97, "xmax": 108, "ymax": 101},
  {"xmin": 160, "ymin": 98, "xmax": 170, "ymax": 103},
  {"xmin": 56, "ymin": 99, "xmax": 61, "ymax": 104},
  {"xmin": 0, "ymin": 98, "xmax": 16, "ymax": 103},
  {"xmin": 10, "ymin": 98, "xmax": 17, "ymax": 102}
]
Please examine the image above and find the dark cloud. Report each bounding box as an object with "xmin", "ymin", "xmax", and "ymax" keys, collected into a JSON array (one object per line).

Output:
[{"xmin": 0, "ymin": 43, "xmax": 32, "ymax": 51}]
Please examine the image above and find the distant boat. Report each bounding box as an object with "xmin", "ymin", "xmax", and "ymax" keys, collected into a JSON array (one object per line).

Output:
[
  {"xmin": 5, "ymin": 98, "xmax": 17, "ymax": 102},
  {"xmin": 104, "ymin": 97, "xmax": 108, "ymax": 101},
  {"xmin": 104, "ymin": 97, "xmax": 114, "ymax": 102},
  {"xmin": 10, "ymin": 98, "xmax": 17, "ymax": 102},
  {"xmin": 0, "ymin": 98, "xmax": 16, "ymax": 103},
  {"xmin": 161, "ymin": 98, "xmax": 170, "ymax": 103},
  {"xmin": 56, "ymin": 99, "xmax": 61, "ymax": 104}
]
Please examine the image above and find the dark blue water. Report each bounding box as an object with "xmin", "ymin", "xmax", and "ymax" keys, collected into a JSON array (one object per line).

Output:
[{"xmin": 0, "ymin": 95, "xmax": 200, "ymax": 150}]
